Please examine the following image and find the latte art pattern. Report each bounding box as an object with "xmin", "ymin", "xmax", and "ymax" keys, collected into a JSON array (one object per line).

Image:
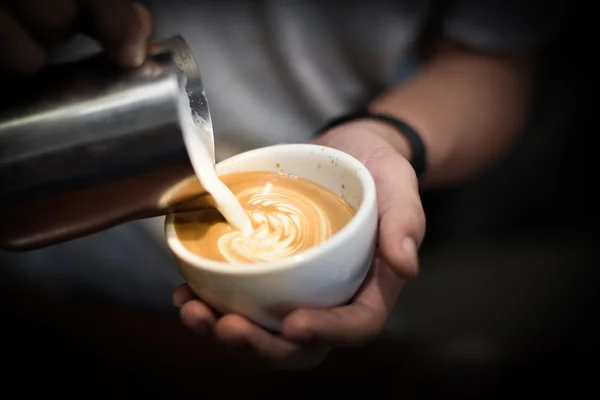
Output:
[
  {"xmin": 174, "ymin": 172, "xmax": 355, "ymax": 265},
  {"xmin": 217, "ymin": 187, "xmax": 332, "ymax": 263}
]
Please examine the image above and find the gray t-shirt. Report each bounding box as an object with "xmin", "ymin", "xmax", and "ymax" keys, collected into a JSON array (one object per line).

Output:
[
  {"xmin": 143, "ymin": 0, "xmax": 563, "ymax": 159},
  {"xmin": 1, "ymin": 0, "xmax": 565, "ymax": 313}
]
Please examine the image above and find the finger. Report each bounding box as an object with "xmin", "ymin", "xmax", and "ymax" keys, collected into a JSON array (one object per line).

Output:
[
  {"xmin": 172, "ymin": 283, "xmax": 197, "ymax": 308},
  {"xmin": 214, "ymin": 314, "xmax": 329, "ymax": 369},
  {"xmin": 179, "ymin": 299, "xmax": 217, "ymax": 335},
  {"xmin": 133, "ymin": 2, "xmax": 153, "ymax": 39},
  {"xmin": 0, "ymin": 7, "xmax": 45, "ymax": 76},
  {"xmin": 78, "ymin": 0, "xmax": 152, "ymax": 68},
  {"xmin": 368, "ymin": 148, "xmax": 426, "ymax": 278},
  {"xmin": 283, "ymin": 257, "xmax": 405, "ymax": 346},
  {"xmin": 6, "ymin": 0, "xmax": 76, "ymax": 47}
]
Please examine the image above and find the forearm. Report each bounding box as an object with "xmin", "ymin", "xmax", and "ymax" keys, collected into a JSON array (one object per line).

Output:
[{"xmin": 368, "ymin": 39, "xmax": 538, "ymax": 188}]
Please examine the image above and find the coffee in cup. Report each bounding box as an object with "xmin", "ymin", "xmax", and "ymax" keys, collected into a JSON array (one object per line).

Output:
[{"xmin": 174, "ymin": 171, "xmax": 355, "ymax": 264}]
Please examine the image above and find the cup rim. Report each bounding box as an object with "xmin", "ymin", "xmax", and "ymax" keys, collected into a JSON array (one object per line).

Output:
[{"xmin": 165, "ymin": 143, "xmax": 376, "ymax": 275}]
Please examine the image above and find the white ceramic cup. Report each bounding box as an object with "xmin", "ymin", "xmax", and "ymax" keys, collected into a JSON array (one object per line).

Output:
[{"xmin": 165, "ymin": 143, "xmax": 377, "ymax": 331}]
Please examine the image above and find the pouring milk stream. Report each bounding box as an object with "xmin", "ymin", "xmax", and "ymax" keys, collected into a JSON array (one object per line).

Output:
[{"xmin": 177, "ymin": 77, "xmax": 253, "ymax": 235}]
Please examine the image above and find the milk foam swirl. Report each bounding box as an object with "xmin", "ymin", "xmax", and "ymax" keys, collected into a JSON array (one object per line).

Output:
[
  {"xmin": 174, "ymin": 172, "xmax": 355, "ymax": 265},
  {"xmin": 217, "ymin": 186, "xmax": 331, "ymax": 264}
]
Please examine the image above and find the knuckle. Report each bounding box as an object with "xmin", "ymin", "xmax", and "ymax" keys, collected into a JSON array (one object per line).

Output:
[
  {"xmin": 365, "ymin": 146, "xmax": 399, "ymax": 173},
  {"xmin": 400, "ymin": 200, "xmax": 425, "ymax": 238},
  {"xmin": 412, "ymin": 200, "xmax": 427, "ymax": 240}
]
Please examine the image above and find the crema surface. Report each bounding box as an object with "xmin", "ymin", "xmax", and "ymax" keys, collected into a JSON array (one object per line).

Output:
[{"xmin": 174, "ymin": 172, "xmax": 355, "ymax": 264}]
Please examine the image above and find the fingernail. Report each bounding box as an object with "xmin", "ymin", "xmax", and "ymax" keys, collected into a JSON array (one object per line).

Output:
[
  {"xmin": 402, "ymin": 237, "xmax": 417, "ymax": 258},
  {"xmin": 401, "ymin": 237, "xmax": 421, "ymax": 278}
]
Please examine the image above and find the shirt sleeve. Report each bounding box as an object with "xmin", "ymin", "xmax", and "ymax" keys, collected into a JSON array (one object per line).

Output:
[{"xmin": 441, "ymin": 0, "xmax": 569, "ymax": 53}]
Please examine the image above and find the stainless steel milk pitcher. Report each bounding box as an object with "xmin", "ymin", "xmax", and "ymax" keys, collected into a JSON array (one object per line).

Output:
[{"xmin": 0, "ymin": 36, "xmax": 214, "ymax": 251}]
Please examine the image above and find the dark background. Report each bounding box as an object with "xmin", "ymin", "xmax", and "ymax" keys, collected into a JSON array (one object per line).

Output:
[{"xmin": 0, "ymin": 4, "xmax": 594, "ymax": 398}]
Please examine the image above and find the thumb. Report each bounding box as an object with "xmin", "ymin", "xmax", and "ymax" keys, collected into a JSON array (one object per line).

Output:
[{"xmin": 367, "ymin": 149, "xmax": 426, "ymax": 278}]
